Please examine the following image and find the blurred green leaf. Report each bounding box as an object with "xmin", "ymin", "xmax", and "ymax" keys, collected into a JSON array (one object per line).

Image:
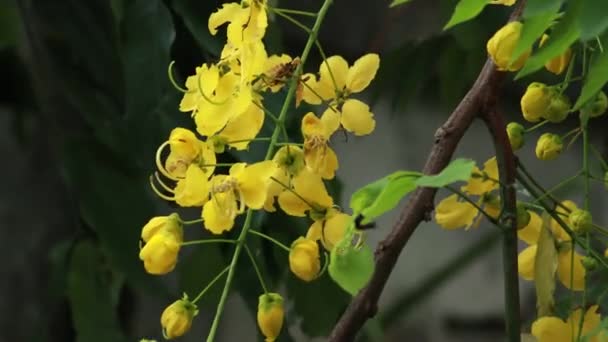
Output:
[
  {"xmin": 329, "ymin": 243, "xmax": 374, "ymax": 296},
  {"xmin": 0, "ymin": 1, "xmax": 21, "ymax": 49},
  {"xmin": 516, "ymin": 0, "xmax": 582, "ymax": 79},
  {"xmin": 573, "ymin": 34, "xmax": 608, "ymax": 110},
  {"xmin": 523, "ymin": 0, "xmax": 564, "ymax": 18},
  {"xmin": 443, "ymin": 0, "xmax": 487, "ymax": 30},
  {"xmin": 510, "ymin": 9, "xmax": 561, "ymax": 64},
  {"xmin": 350, "ymin": 171, "xmax": 420, "ymax": 224},
  {"xmin": 534, "ymin": 213, "xmax": 557, "ymax": 317},
  {"xmin": 68, "ymin": 240, "xmax": 127, "ymax": 342},
  {"xmin": 389, "ymin": 0, "xmax": 413, "ymax": 8},
  {"xmin": 579, "ymin": 0, "xmax": 608, "ymax": 40},
  {"xmin": 178, "ymin": 244, "xmax": 228, "ymax": 309},
  {"xmin": 172, "ymin": 0, "xmax": 223, "ymax": 56},
  {"xmin": 415, "ymin": 158, "xmax": 475, "ymax": 188}
]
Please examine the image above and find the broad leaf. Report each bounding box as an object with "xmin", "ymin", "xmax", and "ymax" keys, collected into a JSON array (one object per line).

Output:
[
  {"xmin": 389, "ymin": 0, "xmax": 413, "ymax": 8},
  {"xmin": 350, "ymin": 171, "xmax": 420, "ymax": 224},
  {"xmin": 444, "ymin": 0, "xmax": 487, "ymax": 30},
  {"xmin": 172, "ymin": 0, "xmax": 223, "ymax": 56},
  {"xmin": 534, "ymin": 213, "xmax": 558, "ymax": 317},
  {"xmin": 573, "ymin": 34, "xmax": 608, "ymax": 111},
  {"xmin": 329, "ymin": 241, "xmax": 375, "ymax": 296},
  {"xmin": 579, "ymin": 0, "xmax": 608, "ymax": 41},
  {"xmin": 510, "ymin": 10, "xmax": 561, "ymax": 64},
  {"xmin": 516, "ymin": 0, "xmax": 582, "ymax": 79},
  {"xmin": 415, "ymin": 158, "xmax": 475, "ymax": 188},
  {"xmin": 523, "ymin": 0, "xmax": 564, "ymax": 18}
]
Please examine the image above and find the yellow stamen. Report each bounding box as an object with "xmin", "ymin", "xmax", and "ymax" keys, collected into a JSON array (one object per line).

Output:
[
  {"xmin": 149, "ymin": 175, "xmax": 176, "ymax": 201},
  {"xmin": 154, "ymin": 172, "xmax": 175, "ymax": 193},
  {"xmin": 155, "ymin": 141, "xmax": 179, "ymax": 181}
]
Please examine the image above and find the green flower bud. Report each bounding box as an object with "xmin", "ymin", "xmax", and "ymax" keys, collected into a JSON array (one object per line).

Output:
[
  {"xmin": 506, "ymin": 122, "xmax": 525, "ymax": 150},
  {"xmin": 521, "ymin": 82, "xmax": 552, "ymax": 122},
  {"xmin": 535, "ymin": 133, "xmax": 563, "ymax": 161},
  {"xmin": 161, "ymin": 297, "xmax": 198, "ymax": 339},
  {"xmin": 581, "ymin": 256, "xmax": 597, "ymax": 271},
  {"xmin": 569, "ymin": 209, "xmax": 592, "ymax": 234},
  {"xmin": 544, "ymin": 92, "xmax": 571, "ymax": 123},
  {"xmin": 516, "ymin": 203, "xmax": 530, "ymax": 229},
  {"xmin": 584, "ymin": 91, "xmax": 608, "ymax": 118}
]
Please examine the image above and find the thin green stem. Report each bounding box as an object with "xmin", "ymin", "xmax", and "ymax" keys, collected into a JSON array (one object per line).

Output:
[
  {"xmin": 590, "ymin": 144, "xmax": 608, "ymax": 170},
  {"xmin": 180, "ymin": 218, "xmax": 204, "ymax": 225},
  {"xmin": 252, "ymin": 100, "xmax": 280, "ymax": 122},
  {"xmin": 272, "ymin": 7, "xmax": 317, "ymax": 17},
  {"xmin": 532, "ymin": 171, "xmax": 581, "ymax": 205},
  {"xmin": 244, "ymin": 243, "xmax": 268, "ymax": 293},
  {"xmin": 226, "ymin": 137, "xmax": 272, "ymax": 145},
  {"xmin": 192, "ymin": 266, "xmax": 230, "ymax": 304},
  {"xmin": 249, "ymin": 229, "xmax": 291, "ymax": 252},
  {"xmin": 206, "ymin": 1, "xmax": 334, "ymax": 340},
  {"xmin": 518, "ymin": 161, "xmax": 571, "ymax": 212},
  {"xmin": 270, "ymin": 176, "xmax": 316, "ymax": 208},
  {"xmin": 524, "ymin": 120, "xmax": 549, "ymax": 133},
  {"xmin": 558, "ymin": 52, "xmax": 576, "ymax": 94},
  {"xmin": 181, "ymin": 239, "xmax": 236, "ymax": 246},
  {"xmin": 276, "ymin": 142, "xmax": 304, "ymax": 147}
]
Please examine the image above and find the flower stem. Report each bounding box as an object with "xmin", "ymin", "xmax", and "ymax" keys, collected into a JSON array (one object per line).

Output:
[
  {"xmin": 181, "ymin": 239, "xmax": 236, "ymax": 246},
  {"xmin": 205, "ymin": 1, "xmax": 334, "ymax": 340},
  {"xmin": 192, "ymin": 266, "xmax": 230, "ymax": 304},
  {"xmin": 272, "ymin": 7, "xmax": 317, "ymax": 17},
  {"xmin": 524, "ymin": 120, "xmax": 548, "ymax": 133},
  {"xmin": 244, "ymin": 243, "xmax": 268, "ymax": 293},
  {"xmin": 249, "ymin": 229, "xmax": 291, "ymax": 252}
]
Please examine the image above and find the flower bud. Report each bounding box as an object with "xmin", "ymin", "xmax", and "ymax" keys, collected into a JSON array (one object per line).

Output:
[
  {"xmin": 569, "ymin": 209, "xmax": 592, "ymax": 234},
  {"xmin": 544, "ymin": 93, "xmax": 571, "ymax": 123},
  {"xmin": 289, "ymin": 237, "xmax": 320, "ymax": 282},
  {"xmin": 161, "ymin": 298, "xmax": 198, "ymax": 339},
  {"xmin": 139, "ymin": 230, "xmax": 182, "ymax": 275},
  {"xmin": 506, "ymin": 122, "xmax": 525, "ymax": 150},
  {"xmin": 521, "ymin": 83, "xmax": 552, "ymax": 122},
  {"xmin": 257, "ymin": 293, "xmax": 284, "ymax": 342},
  {"xmin": 516, "ymin": 203, "xmax": 531, "ymax": 229},
  {"xmin": 535, "ymin": 133, "xmax": 563, "ymax": 161},
  {"xmin": 581, "ymin": 256, "xmax": 598, "ymax": 271},
  {"xmin": 486, "ymin": 21, "xmax": 530, "ymax": 71},
  {"xmin": 141, "ymin": 213, "xmax": 181, "ymax": 242},
  {"xmin": 584, "ymin": 91, "xmax": 608, "ymax": 118},
  {"xmin": 540, "ymin": 34, "xmax": 572, "ymax": 75}
]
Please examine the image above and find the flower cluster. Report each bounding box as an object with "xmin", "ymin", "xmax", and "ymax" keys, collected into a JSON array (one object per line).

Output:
[{"xmin": 136, "ymin": 0, "xmax": 380, "ymax": 340}]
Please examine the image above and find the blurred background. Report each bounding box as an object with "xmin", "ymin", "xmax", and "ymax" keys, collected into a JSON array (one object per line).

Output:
[{"xmin": 3, "ymin": 0, "xmax": 607, "ymax": 341}]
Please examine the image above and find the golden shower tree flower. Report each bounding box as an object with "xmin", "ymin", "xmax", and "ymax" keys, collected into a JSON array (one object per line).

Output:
[
  {"xmin": 257, "ymin": 293, "xmax": 284, "ymax": 342},
  {"xmin": 531, "ymin": 305, "xmax": 601, "ymax": 342},
  {"xmin": 139, "ymin": 229, "xmax": 182, "ymax": 275},
  {"xmin": 289, "ymin": 237, "xmax": 321, "ymax": 281},
  {"xmin": 301, "ymin": 110, "xmax": 340, "ymax": 179},
  {"xmin": 276, "ymin": 167, "xmax": 334, "ymax": 217},
  {"xmin": 306, "ymin": 208, "xmax": 351, "ymax": 251},
  {"xmin": 487, "ymin": 21, "xmax": 530, "ymax": 71},
  {"xmin": 540, "ymin": 34, "xmax": 573, "ymax": 75},
  {"xmin": 161, "ymin": 297, "xmax": 198, "ymax": 339},
  {"xmin": 209, "ymin": 0, "xmax": 268, "ymax": 47},
  {"xmin": 163, "ymin": 128, "xmax": 216, "ymax": 178}
]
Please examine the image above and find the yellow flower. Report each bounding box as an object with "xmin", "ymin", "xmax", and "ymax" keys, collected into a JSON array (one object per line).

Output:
[
  {"xmin": 517, "ymin": 208, "xmax": 586, "ymax": 290},
  {"xmin": 141, "ymin": 213, "xmax": 181, "ymax": 243},
  {"xmin": 302, "ymin": 54, "xmax": 379, "ymax": 135},
  {"xmin": 203, "ymin": 161, "xmax": 276, "ymax": 234},
  {"xmin": 540, "ymin": 34, "xmax": 572, "ymax": 75},
  {"xmin": 531, "ymin": 305, "xmax": 601, "ymax": 342},
  {"xmin": 489, "ymin": 0, "xmax": 515, "ymax": 5},
  {"xmin": 435, "ymin": 194, "xmax": 479, "ymax": 229},
  {"xmin": 139, "ymin": 229, "xmax": 182, "ymax": 275},
  {"xmin": 174, "ymin": 165, "xmax": 210, "ymax": 207},
  {"xmin": 257, "ymin": 54, "xmax": 297, "ymax": 93},
  {"xmin": 277, "ymin": 168, "xmax": 333, "ymax": 217},
  {"xmin": 264, "ymin": 145, "xmax": 307, "ymax": 212},
  {"xmin": 487, "ymin": 21, "xmax": 530, "ymax": 71},
  {"xmin": 257, "ymin": 293, "xmax": 284, "ymax": 342},
  {"xmin": 289, "ymin": 237, "xmax": 321, "ymax": 281},
  {"xmin": 520, "ymin": 82, "xmax": 552, "ymax": 123},
  {"xmin": 161, "ymin": 298, "xmax": 198, "ymax": 339},
  {"xmin": 215, "ymin": 101, "xmax": 265, "ymax": 151},
  {"xmin": 301, "ymin": 111, "xmax": 340, "ymax": 179},
  {"xmin": 461, "ymin": 157, "xmax": 499, "ymax": 195},
  {"xmin": 306, "ymin": 209, "xmax": 351, "ymax": 251},
  {"xmin": 506, "ymin": 122, "xmax": 525, "ymax": 150},
  {"xmin": 209, "ymin": 0, "xmax": 268, "ymax": 47},
  {"xmin": 162, "ymin": 128, "xmax": 216, "ymax": 178},
  {"xmin": 535, "ymin": 133, "xmax": 563, "ymax": 161}
]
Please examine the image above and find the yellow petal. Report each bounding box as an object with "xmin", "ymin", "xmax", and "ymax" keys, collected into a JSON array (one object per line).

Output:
[
  {"xmin": 340, "ymin": 99, "xmax": 376, "ymax": 135},
  {"xmin": 208, "ymin": 3, "xmax": 245, "ymax": 35},
  {"xmin": 319, "ymin": 56, "xmax": 348, "ymax": 93},
  {"xmin": 320, "ymin": 108, "xmax": 341, "ymax": 138},
  {"xmin": 531, "ymin": 316, "xmax": 570, "ymax": 342},
  {"xmin": 518, "ymin": 245, "xmax": 537, "ymax": 281},
  {"xmin": 174, "ymin": 165, "xmax": 210, "ymax": 207},
  {"xmin": 293, "ymin": 169, "xmax": 333, "ymax": 209},
  {"xmin": 317, "ymin": 146, "xmax": 339, "ymax": 180},
  {"xmin": 434, "ymin": 194, "xmax": 478, "ymax": 230},
  {"xmin": 263, "ymin": 54, "xmax": 293, "ymax": 92},
  {"xmin": 199, "ymin": 140, "xmax": 217, "ymax": 177},
  {"xmin": 556, "ymin": 249, "xmax": 585, "ymax": 291},
  {"xmin": 321, "ymin": 211, "xmax": 351, "ymax": 251},
  {"xmin": 301, "ymin": 73, "xmax": 323, "ymax": 104},
  {"xmin": 202, "ymin": 194, "xmax": 236, "ymax": 234},
  {"xmin": 518, "ymin": 211, "xmax": 542, "ymax": 245},
  {"xmin": 220, "ymin": 102, "xmax": 265, "ymax": 150},
  {"xmin": 264, "ymin": 168, "xmax": 289, "ymax": 212},
  {"xmin": 301, "ymin": 112, "xmax": 323, "ymax": 137},
  {"xmin": 278, "ymin": 190, "xmax": 310, "ymax": 217},
  {"xmin": 238, "ymin": 161, "xmax": 277, "ymax": 209},
  {"xmin": 551, "ymin": 200, "xmax": 578, "ymax": 242},
  {"xmin": 346, "ymin": 53, "xmax": 380, "ymax": 93}
]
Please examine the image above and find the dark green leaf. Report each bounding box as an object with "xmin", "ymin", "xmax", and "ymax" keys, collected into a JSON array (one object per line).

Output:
[
  {"xmin": 350, "ymin": 171, "xmax": 420, "ymax": 224},
  {"xmin": 516, "ymin": 0, "xmax": 582, "ymax": 79},
  {"xmin": 329, "ymin": 243, "xmax": 375, "ymax": 296},
  {"xmin": 67, "ymin": 240, "xmax": 127, "ymax": 342},
  {"xmin": 178, "ymin": 244, "xmax": 228, "ymax": 309},
  {"xmin": 523, "ymin": 0, "xmax": 564, "ymax": 18},
  {"xmin": 172, "ymin": 0, "xmax": 223, "ymax": 56},
  {"xmin": 389, "ymin": 0, "xmax": 413, "ymax": 8},
  {"xmin": 573, "ymin": 34, "xmax": 608, "ymax": 110},
  {"xmin": 444, "ymin": 0, "xmax": 488, "ymax": 30},
  {"xmin": 415, "ymin": 158, "xmax": 475, "ymax": 188},
  {"xmin": 579, "ymin": 0, "xmax": 608, "ymax": 40},
  {"xmin": 511, "ymin": 10, "xmax": 561, "ymax": 64}
]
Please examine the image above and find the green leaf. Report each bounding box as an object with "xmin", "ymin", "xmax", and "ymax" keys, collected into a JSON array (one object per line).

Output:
[
  {"xmin": 443, "ymin": 0, "xmax": 488, "ymax": 30},
  {"xmin": 579, "ymin": 0, "xmax": 608, "ymax": 40},
  {"xmin": 573, "ymin": 34, "xmax": 608, "ymax": 110},
  {"xmin": 389, "ymin": 0, "xmax": 413, "ymax": 8},
  {"xmin": 414, "ymin": 158, "xmax": 475, "ymax": 188},
  {"xmin": 516, "ymin": 0, "xmax": 582, "ymax": 79},
  {"xmin": 172, "ymin": 0, "xmax": 223, "ymax": 56},
  {"xmin": 178, "ymin": 244, "xmax": 227, "ymax": 309},
  {"xmin": 329, "ymin": 242, "xmax": 375, "ymax": 296},
  {"xmin": 68, "ymin": 240, "xmax": 128, "ymax": 342},
  {"xmin": 534, "ymin": 213, "xmax": 558, "ymax": 317},
  {"xmin": 523, "ymin": 0, "xmax": 564, "ymax": 18},
  {"xmin": 510, "ymin": 10, "xmax": 561, "ymax": 64},
  {"xmin": 350, "ymin": 171, "xmax": 420, "ymax": 224}
]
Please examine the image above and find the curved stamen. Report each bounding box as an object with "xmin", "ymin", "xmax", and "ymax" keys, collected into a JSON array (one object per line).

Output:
[
  {"xmin": 197, "ymin": 70, "xmax": 230, "ymax": 106},
  {"xmin": 149, "ymin": 175, "xmax": 176, "ymax": 201},
  {"xmin": 154, "ymin": 172, "xmax": 175, "ymax": 193},
  {"xmin": 167, "ymin": 61, "xmax": 190, "ymax": 93},
  {"xmin": 155, "ymin": 141, "xmax": 179, "ymax": 181}
]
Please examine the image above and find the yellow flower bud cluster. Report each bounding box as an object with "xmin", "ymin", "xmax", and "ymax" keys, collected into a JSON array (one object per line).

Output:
[{"xmin": 137, "ymin": 1, "xmax": 381, "ymax": 340}]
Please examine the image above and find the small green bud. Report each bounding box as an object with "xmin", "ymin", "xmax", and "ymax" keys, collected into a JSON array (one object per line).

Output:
[
  {"xmin": 506, "ymin": 122, "xmax": 525, "ymax": 150},
  {"xmin": 535, "ymin": 133, "xmax": 563, "ymax": 161},
  {"xmin": 544, "ymin": 92, "xmax": 571, "ymax": 123},
  {"xmin": 569, "ymin": 209, "xmax": 592, "ymax": 234},
  {"xmin": 516, "ymin": 203, "xmax": 530, "ymax": 229},
  {"xmin": 585, "ymin": 91, "xmax": 608, "ymax": 118},
  {"xmin": 581, "ymin": 256, "xmax": 598, "ymax": 271},
  {"xmin": 521, "ymin": 82, "xmax": 552, "ymax": 123}
]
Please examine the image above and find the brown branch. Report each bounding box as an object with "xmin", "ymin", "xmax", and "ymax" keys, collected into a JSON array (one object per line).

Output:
[{"xmin": 328, "ymin": 2, "xmax": 526, "ymax": 341}]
